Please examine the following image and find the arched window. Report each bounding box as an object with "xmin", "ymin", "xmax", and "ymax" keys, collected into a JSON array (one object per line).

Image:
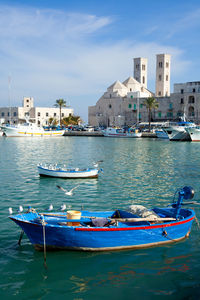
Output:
[
  {"xmin": 188, "ymin": 106, "xmax": 195, "ymax": 117},
  {"xmin": 188, "ymin": 96, "xmax": 195, "ymax": 103}
]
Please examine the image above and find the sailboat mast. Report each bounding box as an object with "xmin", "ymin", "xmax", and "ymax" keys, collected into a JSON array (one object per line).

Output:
[{"xmin": 8, "ymin": 76, "xmax": 11, "ymax": 124}]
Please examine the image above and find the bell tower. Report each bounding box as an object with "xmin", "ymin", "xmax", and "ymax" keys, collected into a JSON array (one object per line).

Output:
[{"xmin": 133, "ymin": 57, "xmax": 147, "ymax": 88}]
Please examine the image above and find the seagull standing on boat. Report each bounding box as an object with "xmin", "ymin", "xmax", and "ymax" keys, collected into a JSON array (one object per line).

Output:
[
  {"xmin": 56, "ymin": 185, "xmax": 80, "ymax": 196},
  {"xmin": 48, "ymin": 204, "xmax": 54, "ymax": 211},
  {"xmin": 18, "ymin": 205, "xmax": 23, "ymax": 213},
  {"xmin": 60, "ymin": 204, "xmax": 66, "ymax": 211}
]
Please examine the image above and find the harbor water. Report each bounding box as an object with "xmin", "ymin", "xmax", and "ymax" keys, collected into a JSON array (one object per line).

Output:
[{"xmin": 0, "ymin": 136, "xmax": 200, "ymax": 299}]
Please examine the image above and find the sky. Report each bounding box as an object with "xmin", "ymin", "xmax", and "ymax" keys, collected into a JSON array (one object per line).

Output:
[{"xmin": 0, "ymin": 0, "xmax": 200, "ymax": 122}]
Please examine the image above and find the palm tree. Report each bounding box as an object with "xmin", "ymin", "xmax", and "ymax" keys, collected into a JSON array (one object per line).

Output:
[
  {"xmin": 54, "ymin": 99, "xmax": 66, "ymax": 126},
  {"xmin": 144, "ymin": 97, "xmax": 159, "ymax": 131},
  {"xmin": 62, "ymin": 115, "xmax": 81, "ymax": 126}
]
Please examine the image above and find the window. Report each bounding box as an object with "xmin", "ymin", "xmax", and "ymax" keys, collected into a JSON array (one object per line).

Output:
[
  {"xmin": 158, "ymin": 112, "xmax": 162, "ymax": 118},
  {"xmin": 38, "ymin": 120, "xmax": 40, "ymax": 125},
  {"xmin": 180, "ymin": 98, "xmax": 184, "ymax": 104},
  {"xmin": 13, "ymin": 112, "xmax": 17, "ymax": 117},
  {"xmin": 133, "ymin": 104, "xmax": 137, "ymax": 110},
  {"xmin": 108, "ymin": 104, "xmax": 112, "ymax": 109},
  {"xmin": 7, "ymin": 112, "xmax": 9, "ymax": 116},
  {"xmin": 142, "ymin": 76, "xmax": 145, "ymax": 84},
  {"xmin": 128, "ymin": 104, "xmax": 132, "ymax": 108},
  {"xmin": 38, "ymin": 112, "xmax": 40, "ymax": 116},
  {"xmin": 142, "ymin": 64, "xmax": 145, "ymax": 71},
  {"xmin": 188, "ymin": 96, "xmax": 195, "ymax": 104},
  {"xmin": 181, "ymin": 89, "xmax": 184, "ymax": 94},
  {"xmin": 166, "ymin": 75, "xmax": 168, "ymax": 81},
  {"xmin": 27, "ymin": 105, "xmax": 29, "ymax": 108},
  {"xmin": 158, "ymin": 91, "xmax": 161, "ymax": 96},
  {"xmin": 27, "ymin": 99, "xmax": 29, "ymax": 102},
  {"xmin": 62, "ymin": 113, "xmax": 64, "ymax": 117},
  {"xmin": 166, "ymin": 62, "xmax": 169, "ymax": 68},
  {"xmin": 193, "ymin": 88, "xmax": 196, "ymax": 93},
  {"xmin": 167, "ymin": 112, "xmax": 173, "ymax": 118},
  {"xmin": 54, "ymin": 113, "xmax": 56, "ymax": 117},
  {"xmin": 1, "ymin": 112, "xmax": 4, "ymax": 116},
  {"xmin": 159, "ymin": 75, "xmax": 162, "ymax": 81},
  {"xmin": 140, "ymin": 104, "xmax": 143, "ymax": 108},
  {"xmin": 46, "ymin": 112, "xmax": 49, "ymax": 117},
  {"xmin": 130, "ymin": 95, "xmax": 133, "ymax": 99},
  {"xmin": 110, "ymin": 94, "xmax": 112, "ymax": 98},
  {"xmin": 130, "ymin": 88, "xmax": 132, "ymax": 92},
  {"xmin": 188, "ymin": 106, "xmax": 195, "ymax": 117},
  {"xmin": 159, "ymin": 62, "xmax": 163, "ymax": 68},
  {"xmin": 169, "ymin": 103, "xmax": 173, "ymax": 109}
]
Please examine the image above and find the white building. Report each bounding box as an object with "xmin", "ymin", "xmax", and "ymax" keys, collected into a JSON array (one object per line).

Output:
[{"xmin": 0, "ymin": 97, "xmax": 74, "ymax": 125}]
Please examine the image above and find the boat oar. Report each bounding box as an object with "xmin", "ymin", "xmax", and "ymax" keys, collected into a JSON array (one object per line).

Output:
[
  {"xmin": 18, "ymin": 230, "xmax": 24, "ymax": 246},
  {"xmin": 41, "ymin": 214, "xmax": 47, "ymax": 269}
]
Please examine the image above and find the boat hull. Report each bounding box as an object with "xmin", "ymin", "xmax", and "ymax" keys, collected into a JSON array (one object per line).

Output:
[
  {"xmin": 38, "ymin": 166, "xmax": 99, "ymax": 178},
  {"xmin": 10, "ymin": 209, "xmax": 195, "ymax": 251},
  {"xmin": 185, "ymin": 127, "xmax": 200, "ymax": 141},
  {"xmin": 164, "ymin": 127, "xmax": 191, "ymax": 141},
  {"xmin": 1, "ymin": 126, "xmax": 65, "ymax": 137}
]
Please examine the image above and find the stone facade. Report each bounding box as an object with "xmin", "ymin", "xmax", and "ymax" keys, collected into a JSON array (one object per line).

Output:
[
  {"xmin": 88, "ymin": 80, "xmax": 200, "ymax": 127},
  {"xmin": 88, "ymin": 54, "xmax": 200, "ymax": 127},
  {"xmin": 0, "ymin": 97, "xmax": 74, "ymax": 125}
]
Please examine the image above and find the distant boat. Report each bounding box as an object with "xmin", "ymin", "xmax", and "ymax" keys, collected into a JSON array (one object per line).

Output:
[
  {"xmin": 162, "ymin": 121, "xmax": 196, "ymax": 141},
  {"xmin": 185, "ymin": 127, "xmax": 200, "ymax": 142},
  {"xmin": 155, "ymin": 129, "xmax": 169, "ymax": 139},
  {"xmin": 1, "ymin": 122, "xmax": 65, "ymax": 137},
  {"xmin": 37, "ymin": 163, "xmax": 101, "ymax": 178},
  {"xmin": 102, "ymin": 127, "xmax": 142, "ymax": 138},
  {"xmin": 9, "ymin": 186, "xmax": 195, "ymax": 251}
]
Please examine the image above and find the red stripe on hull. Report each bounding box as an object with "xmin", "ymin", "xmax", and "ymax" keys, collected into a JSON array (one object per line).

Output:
[{"xmin": 75, "ymin": 216, "xmax": 194, "ymax": 231}]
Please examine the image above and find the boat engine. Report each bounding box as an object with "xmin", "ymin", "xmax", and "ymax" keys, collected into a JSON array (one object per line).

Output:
[{"xmin": 172, "ymin": 186, "xmax": 194, "ymax": 218}]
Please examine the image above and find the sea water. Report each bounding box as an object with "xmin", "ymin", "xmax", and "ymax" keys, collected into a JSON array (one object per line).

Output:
[{"xmin": 0, "ymin": 136, "xmax": 200, "ymax": 299}]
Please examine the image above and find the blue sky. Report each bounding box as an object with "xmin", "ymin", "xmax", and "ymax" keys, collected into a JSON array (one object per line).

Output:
[{"xmin": 0, "ymin": 0, "xmax": 200, "ymax": 121}]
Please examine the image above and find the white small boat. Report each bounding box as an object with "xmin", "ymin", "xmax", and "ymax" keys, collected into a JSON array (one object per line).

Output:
[
  {"xmin": 102, "ymin": 127, "xmax": 142, "ymax": 138},
  {"xmin": 38, "ymin": 163, "xmax": 101, "ymax": 178},
  {"xmin": 185, "ymin": 127, "xmax": 200, "ymax": 142},
  {"xmin": 1, "ymin": 122, "xmax": 65, "ymax": 137}
]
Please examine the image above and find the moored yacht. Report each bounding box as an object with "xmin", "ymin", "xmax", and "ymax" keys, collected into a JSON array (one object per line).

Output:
[
  {"xmin": 102, "ymin": 127, "xmax": 142, "ymax": 138},
  {"xmin": 1, "ymin": 122, "xmax": 65, "ymax": 137},
  {"xmin": 162, "ymin": 121, "xmax": 196, "ymax": 141},
  {"xmin": 185, "ymin": 127, "xmax": 200, "ymax": 142}
]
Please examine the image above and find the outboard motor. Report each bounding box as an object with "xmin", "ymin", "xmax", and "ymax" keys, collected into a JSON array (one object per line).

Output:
[{"xmin": 173, "ymin": 186, "xmax": 194, "ymax": 218}]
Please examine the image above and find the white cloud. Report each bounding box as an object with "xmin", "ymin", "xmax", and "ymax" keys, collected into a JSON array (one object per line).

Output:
[{"xmin": 0, "ymin": 5, "xmax": 192, "ymax": 120}]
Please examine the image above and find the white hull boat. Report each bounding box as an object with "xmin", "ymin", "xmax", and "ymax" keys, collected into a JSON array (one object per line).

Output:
[
  {"xmin": 102, "ymin": 127, "xmax": 142, "ymax": 138},
  {"xmin": 1, "ymin": 123, "xmax": 65, "ymax": 137},
  {"xmin": 185, "ymin": 127, "xmax": 200, "ymax": 142},
  {"xmin": 38, "ymin": 164, "xmax": 100, "ymax": 178},
  {"xmin": 163, "ymin": 121, "xmax": 195, "ymax": 141}
]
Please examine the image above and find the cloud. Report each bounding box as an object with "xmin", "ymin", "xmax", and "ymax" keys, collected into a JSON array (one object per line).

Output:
[
  {"xmin": 166, "ymin": 8, "xmax": 200, "ymax": 38},
  {"xmin": 0, "ymin": 5, "xmax": 192, "ymax": 120}
]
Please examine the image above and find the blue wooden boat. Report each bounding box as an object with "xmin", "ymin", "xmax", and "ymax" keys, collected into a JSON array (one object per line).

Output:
[{"xmin": 9, "ymin": 186, "xmax": 196, "ymax": 251}]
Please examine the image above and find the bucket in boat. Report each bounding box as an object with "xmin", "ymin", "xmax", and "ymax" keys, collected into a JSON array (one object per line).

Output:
[{"xmin": 67, "ymin": 210, "xmax": 81, "ymax": 226}]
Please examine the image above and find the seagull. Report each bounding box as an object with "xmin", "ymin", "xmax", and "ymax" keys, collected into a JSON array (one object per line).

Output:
[
  {"xmin": 8, "ymin": 207, "xmax": 13, "ymax": 215},
  {"xmin": 48, "ymin": 204, "xmax": 54, "ymax": 211},
  {"xmin": 60, "ymin": 204, "xmax": 66, "ymax": 211},
  {"xmin": 57, "ymin": 185, "xmax": 80, "ymax": 196},
  {"xmin": 18, "ymin": 205, "xmax": 23, "ymax": 213}
]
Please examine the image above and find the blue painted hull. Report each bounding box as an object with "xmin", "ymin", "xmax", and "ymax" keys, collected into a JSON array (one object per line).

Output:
[{"xmin": 10, "ymin": 208, "xmax": 195, "ymax": 251}]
